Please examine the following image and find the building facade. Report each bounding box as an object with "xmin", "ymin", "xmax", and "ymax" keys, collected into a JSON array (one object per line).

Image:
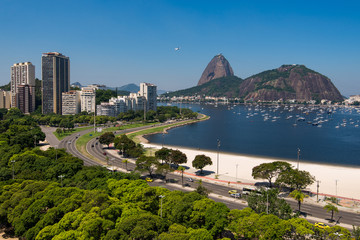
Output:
[
  {"xmin": 80, "ymin": 87, "xmax": 96, "ymax": 113},
  {"xmin": 10, "ymin": 62, "xmax": 35, "ymax": 113},
  {"xmin": 139, "ymin": 82, "xmax": 157, "ymax": 111},
  {"xmin": 17, "ymin": 85, "xmax": 32, "ymax": 114},
  {"xmin": 42, "ymin": 52, "xmax": 70, "ymax": 114},
  {"xmin": 96, "ymin": 83, "xmax": 157, "ymax": 117},
  {"xmin": 62, "ymin": 91, "xmax": 80, "ymax": 115},
  {"xmin": 4, "ymin": 91, "xmax": 11, "ymax": 109}
]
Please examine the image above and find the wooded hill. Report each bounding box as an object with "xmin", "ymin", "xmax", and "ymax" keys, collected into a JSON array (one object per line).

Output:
[{"xmin": 164, "ymin": 65, "xmax": 344, "ymax": 102}]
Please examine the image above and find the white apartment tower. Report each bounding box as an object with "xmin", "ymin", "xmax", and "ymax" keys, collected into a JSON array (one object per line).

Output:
[
  {"xmin": 62, "ymin": 91, "xmax": 80, "ymax": 115},
  {"xmin": 10, "ymin": 62, "xmax": 35, "ymax": 113},
  {"xmin": 139, "ymin": 82, "xmax": 157, "ymax": 111},
  {"xmin": 80, "ymin": 87, "xmax": 96, "ymax": 113}
]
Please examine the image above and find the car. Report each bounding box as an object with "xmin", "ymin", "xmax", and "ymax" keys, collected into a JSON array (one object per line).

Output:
[
  {"xmin": 187, "ymin": 178, "xmax": 194, "ymax": 182},
  {"xmin": 228, "ymin": 190, "xmax": 238, "ymax": 194},
  {"xmin": 103, "ymin": 152, "xmax": 107, "ymax": 156},
  {"xmin": 230, "ymin": 193, "xmax": 241, "ymax": 198},
  {"xmin": 314, "ymin": 222, "xmax": 330, "ymax": 229},
  {"xmin": 145, "ymin": 177, "xmax": 153, "ymax": 182},
  {"xmin": 68, "ymin": 141, "xmax": 71, "ymax": 144},
  {"xmin": 91, "ymin": 144, "xmax": 94, "ymax": 147},
  {"xmin": 95, "ymin": 142, "xmax": 98, "ymax": 145}
]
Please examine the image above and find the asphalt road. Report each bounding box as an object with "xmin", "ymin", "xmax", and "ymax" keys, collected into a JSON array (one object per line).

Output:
[{"xmin": 52, "ymin": 124, "xmax": 360, "ymax": 228}]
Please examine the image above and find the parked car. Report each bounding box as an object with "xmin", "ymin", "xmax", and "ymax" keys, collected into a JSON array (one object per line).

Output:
[
  {"xmin": 145, "ymin": 177, "xmax": 153, "ymax": 182},
  {"xmin": 314, "ymin": 222, "xmax": 330, "ymax": 229},
  {"xmin": 230, "ymin": 193, "xmax": 241, "ymax": 198}
]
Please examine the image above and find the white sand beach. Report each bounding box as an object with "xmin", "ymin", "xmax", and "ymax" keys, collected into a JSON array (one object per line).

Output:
[{"xmin": 142, "ymin": 142, "xmax": 360, "ymax": 200}]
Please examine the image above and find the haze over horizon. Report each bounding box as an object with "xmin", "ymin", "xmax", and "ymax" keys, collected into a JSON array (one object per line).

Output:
[{"xmin": 0, "ymin": 0, "xmax": 359, "ymax": 96}]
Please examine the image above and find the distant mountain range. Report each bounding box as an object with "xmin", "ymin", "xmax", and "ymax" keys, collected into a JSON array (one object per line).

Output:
[
  {"xmin": 163, "ymin": 55, "xmax": 343, "ymax": 102},
  {"xmin": 70, "ymin": 82, "xmax": 167, "ymax": 95}
]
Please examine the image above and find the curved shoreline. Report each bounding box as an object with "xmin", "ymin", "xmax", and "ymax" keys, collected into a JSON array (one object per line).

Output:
[
  {"xmin": 135, "ymin": 117, "xmax": 360, "ymax": 201},
  {"xmin": 129, "ymin": 113, "xmax": 210, "ymax": 144}
]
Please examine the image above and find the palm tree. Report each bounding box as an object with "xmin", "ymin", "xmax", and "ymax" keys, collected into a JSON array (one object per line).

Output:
[
  {"xmin": 324, "ymin": 203, "xmax": 338, "ymax": 222},
  {"xmin": 178, "ymin": 166, "xmax": 185, "ymax": 187},
  {"xmin": 289, "ymin": 190, "xmax": 308, "ymax": 212},
  {"xmin": 122, "ymin": 159, "xmax": 129, "ymax": 171}
]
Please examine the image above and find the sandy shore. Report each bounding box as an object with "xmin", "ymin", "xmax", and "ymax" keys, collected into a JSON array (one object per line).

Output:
[{"xmin": 142, "ymin": 142, "xmax": 360, "ymax": 200}]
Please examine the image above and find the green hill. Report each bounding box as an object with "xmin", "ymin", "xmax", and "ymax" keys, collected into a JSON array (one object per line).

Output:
[{"xmin": 164, "ymin": 76, "xmax": 243, "ymax": 98}]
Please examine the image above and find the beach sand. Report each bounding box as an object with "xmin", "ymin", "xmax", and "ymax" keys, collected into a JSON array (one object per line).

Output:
[{"xmin": 142, "ymin": 142, "xmax": 360, "ymax": 201}]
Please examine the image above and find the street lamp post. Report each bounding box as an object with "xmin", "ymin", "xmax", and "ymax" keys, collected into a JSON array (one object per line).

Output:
[
  {"xmin": 162, "ymin": 133, "xmax": 165, "ymax": 147},
  {"xmin": 236, "ymin": 164, "xmax": 238, "ymax": 182},
  {"xmin": 111, "ymin": 158, "xmax": 115, "ymax": 172},
  {"xmin": 159, "ymin": 195, "xmax": 165, "ymax": 218},
  {"xmin": 316, "ymin": 180, "xmax": 321, "ymax": 202},
  {"xmin": 11, "ymin": 160, "xmax": 15, "ymax": 180},
  {"xmin": 58, "ymin": 175, "xmax": 65, "ymax": 187},
  {"xmin": 34, "ymin": 135, "xmax": 37, "ymax": 147},
  {"xmin": 297, "ymin": 148, "xmax": 300, "ymax": 170},
  {"xmin": 121, "ymin": 143, "xmax": 124, "ymax": 157},
  {"xmin": 55, "ymin": 145, "xmax": 58, "ymax": 161},
  {"xmin": 217, "ymin": 139, "xmax": 221, "ymax": 176},
  {"xmin": 266, "ymin": 192, "xmax": 269, "ymax": 214},
  {"xmin": 335, "ymin": 179, "xmax": 338, "ymax": 204}
]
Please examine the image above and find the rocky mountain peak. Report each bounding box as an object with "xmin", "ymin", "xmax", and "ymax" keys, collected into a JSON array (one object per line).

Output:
[{"xmin": 197, "ymin": 54, "xmax": 234, "ymax": 86}]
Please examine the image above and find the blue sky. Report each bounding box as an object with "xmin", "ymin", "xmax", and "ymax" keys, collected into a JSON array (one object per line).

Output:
[{"xmin": 0, "ymin": 0, "xmax": 359, "ymax": 96}]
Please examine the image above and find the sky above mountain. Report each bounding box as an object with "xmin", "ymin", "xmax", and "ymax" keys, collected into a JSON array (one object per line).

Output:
[{"xmin": 0, "ymin": 0, "xmax": 359, "ymax": 96}]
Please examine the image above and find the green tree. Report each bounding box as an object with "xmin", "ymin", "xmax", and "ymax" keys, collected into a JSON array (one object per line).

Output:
[
  {"xmin": 252, "ymin": 161, "xmax": 291, "ymax": 188},
  {"xmin": 56, "ymin": 128, "xmax": 63, "ymax": 136},
  {"xmin": 276, "ymin": 168, "xmax": 315, "ymax": 190},
  {"xmin": 323, "ymin": 203, "xmax": 338, "ymax": 222},
  {"xmin": 156, "ymin": 163, "xmax": 174, "ymax": 183},
  {"xmin": 155, "ymin": 148, "xmax": 171, "ymax": 164},
  {"xmin": 170, "ymin": 149, "xmax": 187, "ymax": 167},
  {"xmin": 195, "ymin": 180, "xmax": 210, "ymax": 197},
  {"xmin": 289, "ymin": 190, "xmax": 308, "ymax": 212},
  {"xmin": 246, "ymin": 188, "xmax": 293, "ymax": 219},
  {"xmin": 122, "ymin": 159, "xmax": 129, "ymax": 171},
  {"xmin": 135, "ymin": 156, "xmax": 159, "ymax": 177},
  {"xmin": 99, "ymin": 132, "xmax": 115, "ymax": 149},
  {"xmin": 192, "ymin": 155, "xmax": 212, "ymax": 175}
]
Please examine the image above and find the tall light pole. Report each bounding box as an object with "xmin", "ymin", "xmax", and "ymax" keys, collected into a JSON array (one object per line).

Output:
[
  {"xmin": 121, "ymin": 143, "xmax": 124, "ymax": 157},
  {"xmin": 236, "ymin": 164, "xmax": 238, "ymax": 182},
  {"xmin": 11, "ymin": 160, "xmax": 15, "ymax": 180},
  {"xmin": 297, "ymin": 148, "xmax": 300, "ymax": 170},
  {"xmin": 34, "ymin": 135, "xmax": 37, "ymax": 147},
  {"xmin": 316, "ymin": 180, "xmax": 321, "ymax": 202},
  {"xmin": 335, "ymin": 179, "xmax": 338, "ymax": 204},
  {"xmin": 111, "ymin": 158, "xmax": 115, "ymax": 173},
  {"xmin": 159, "ymin": 195, "xmax": 165, "ymax": 218},
  {"xmin": 94, "ymin": 110, "xmax": 96, "ymax": 133},
  {"xmin": 162, "ymin": 132, "xmax": 165, "ymax": 147},
  {"xmin": 217, "ymin": 139, "xmax": 221, "ymax": 176},
  {"xmin": 266, "ymin": 192, "xmax": 269, "ymax": 214},
  {"xmin": 55, "ymin": 145, "xmax": 58, "ymax": 161},
  {"xmin": 58, "ymin": 175, "xmax": 65, "ymax": 187}
]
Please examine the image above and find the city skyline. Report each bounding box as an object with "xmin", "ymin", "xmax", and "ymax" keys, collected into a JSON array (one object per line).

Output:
[{"xmin": 1, "ymin": 1, "xmax": 360, "ymax": 96}]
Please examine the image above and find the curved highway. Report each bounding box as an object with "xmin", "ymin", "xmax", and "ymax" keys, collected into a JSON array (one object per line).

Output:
[{"xmin": 55, "ymin": 124, "xmax": 360, "ymax": 228}]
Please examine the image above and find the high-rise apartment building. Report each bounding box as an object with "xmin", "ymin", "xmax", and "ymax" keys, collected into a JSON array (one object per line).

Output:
[
  {"xmin": 17, "ymin": 85, "xmax": 32, "ymax": 114},
  {"xmin": 80, "ymin": 87, "xmax": 96, "ymax": 113},
  {"xmin": 4, "ymin": 91, "xmax": 11, "ymax": 109},
  {"xmin": 0, "ymin": 90, "xmax": 5, "ymax": 109},
  {"xmin": 62, "ymin": 91, "xmax": 80, "ymax": 115},
  {"xmin": 139, "ymin": 83, "xmax": 157, "ymax": 111},
  {"xmin": 10, "ymin": 62, "xmax": 35, "ymax": 113},
  {"xmin": 42, "ymin": 52, "xmax": 70, "ymax": 114}
]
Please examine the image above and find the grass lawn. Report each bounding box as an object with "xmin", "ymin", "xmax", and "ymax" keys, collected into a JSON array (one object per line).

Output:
[{"xmin": 53, "ymin": 126, "xmax": 94, "ymax": 140}]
